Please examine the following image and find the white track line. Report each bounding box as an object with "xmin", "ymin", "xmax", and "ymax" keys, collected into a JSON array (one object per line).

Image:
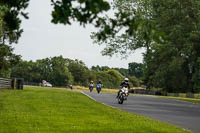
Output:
[{"xmin": 80, "ymin": 91, "xmax": 119, "ymax": 110}]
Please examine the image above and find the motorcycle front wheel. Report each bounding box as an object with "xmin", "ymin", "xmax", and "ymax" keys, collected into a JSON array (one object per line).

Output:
[{"xmin": 118, "ymin": 96, "xmax": 124, "ymax": 104}]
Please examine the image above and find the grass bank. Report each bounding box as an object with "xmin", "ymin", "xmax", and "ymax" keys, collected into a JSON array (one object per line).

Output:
[
  {"xmin": 156, "ymin": 95, "xmax": 200, "ymax": 104},
  {"xmin": 0, "ymin": 86, "xmax": 191, "ymax": 133}
]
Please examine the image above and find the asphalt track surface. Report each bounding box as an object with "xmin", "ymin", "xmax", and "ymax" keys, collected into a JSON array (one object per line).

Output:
[{"xmin": 83, "ymin": 91, "xmax": 200, "ymax": 133}]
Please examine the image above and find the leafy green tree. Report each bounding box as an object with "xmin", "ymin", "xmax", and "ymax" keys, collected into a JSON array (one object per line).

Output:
[
  {"xmin": 67, "ymin": 59, "xmax": 89, "ymax": 86},
  {"xmin": 95, "ymin": 69, "xmax": 123, "ymax": 89},
  {"xmin": 141, "ymin": 0, "xmax": 200, "ymax": 92},
  {"xmin": 11, "ymin": 60, "xmax": 41, "ymax": 82},
  {"xmin": 11, "ymin": 56, "xmax": 73, "ymax": 86},
  {"xmin": 0, "ymin": 44, "xmax": 21, "ymax": 78},
  {"xmin": 91, "ymin": 65, "xmax": 102, "ymax": 71},
  {"xmin": 88, "ymin": 71, "xmax": 96, "ymax": 83},
  {"xmin": 36, "ymin": 56, "xmax": 73, "ymax": 86},
  {"xmin": 90, "ymin": 0, "xmax": 161, "ymax": 90},
  {"xmin": 128, "ymin": 62, "xmax": 143, "ymax": 78},
  {"xmin": 36, "ymin": 58, "xmax": 52, "ymax": 83},
  {"xmin": 106, "ymin": 69, "xmax": 124, "ymax": 88},
  {"xmin": 0, "ymin": 0, "xmax": 29, "ymax": 44},
  {"xmin": 128, "ymin": 76, "xmax": 142, "ymax": 87},
  {"xmin": 91, "ymin": 0, "xmax": 200, "ymax": 93},
  {"xmin": 91, "ymin": 65, "xmax": 110, "ymax": 71},
  {"xmin": 0, "ymin": 0, "xmax": 29, "ymax": 78},
  {"xmin": 91, "ymin": 0, "xmax": 161, "ymax": 56},
  {"xmin": 49, "ymin": 56, "xmax": 73, "ymax": 86},
  {"xmin": 113, "ymin": 68, "xmax": 129, "ymax": 77},
  {"xmin": 51, "ymin": 0, "xmax": 110, "ymax": 25}
]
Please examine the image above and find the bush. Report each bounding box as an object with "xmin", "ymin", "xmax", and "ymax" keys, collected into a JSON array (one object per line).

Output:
[{"xmin": 95, "ymin": 69, "xmax": 123, "ymax": 89}]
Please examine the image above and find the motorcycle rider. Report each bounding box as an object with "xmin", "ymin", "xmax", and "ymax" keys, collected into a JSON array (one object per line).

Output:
[
  {"xmin": 69, "ymin": 84, "xmax": 73, "ymax": 90},
  {"xmin": 117, "ymin": 78, "xmax": 130, "ymax": 98},
  {"xmin": 89, "ymin": 80, "xmax": 94, "ymax": 92},
  {"xmin": 96, "ymin": 80, "xmax": 103, "ymax": 93}
]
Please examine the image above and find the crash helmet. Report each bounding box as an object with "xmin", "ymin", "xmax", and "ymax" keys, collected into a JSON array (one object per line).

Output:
[{"xmin": 124, "ymin": 78, "xmax": 129, "ymax": 82}]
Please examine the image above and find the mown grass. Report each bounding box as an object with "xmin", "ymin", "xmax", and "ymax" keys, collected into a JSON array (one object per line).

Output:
[
  {"xmin": 72, "ymin": 85, "xmax": 119, "ymax": 93},
  {"xmin": 0, "ymin": 86, "xmax": 191, "ymax": 133}
]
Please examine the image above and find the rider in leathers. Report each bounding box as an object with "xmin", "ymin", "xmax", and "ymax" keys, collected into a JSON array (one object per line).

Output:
[{"xmin": 117, "ymin": 78, "xmax": 130, "ymax": 98}]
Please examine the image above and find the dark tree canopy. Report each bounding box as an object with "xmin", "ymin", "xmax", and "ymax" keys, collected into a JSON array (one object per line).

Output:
[
  {"xmin": 51, "ymin": 0, "xmax": 110, "ymax": 26},
  {"xmin": 128, "ymin": 62, "xmax": 143, "ymax": 78},
  {"xmin": 92, "ymin": 0, "xmax": 200, "ymax": 92},
  {"xmin": 0, "ymin": 0, "xmax": 29, "ymax": 77}
]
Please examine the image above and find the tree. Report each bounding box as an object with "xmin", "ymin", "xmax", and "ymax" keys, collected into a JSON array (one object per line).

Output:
[
  {"xmin": 11, "ymin": 60, "xmax": 41, "ymax": 82},
  {"xmin": 91, "ymin": 0, "xmax": 200, "ymax": 93},
  {"xmin": 49, "ymin": 56, "xmax": 73, "ymax": 86},
  {"xmin": 90, "ymin": 0, "xmax": 161, "ymax": 90},
  {"xmin": 0, "ymin": 0, "xmax": 29, "ymax": 78},
  {"xmin": 0, "ymin": 44, "xmax": 21, "ymax": 78},
  {"xmin": 51, "ymin": 0, "xmax": 110, "ymax": 26},
  {"xmin": 128, "ymin": 62, "xmax": 143, "ymax": 78},
  {"xmin": 128, "ymin": 76, "xmax": 142, "ymax": 87},
  {"xmin": 91, "ymin": 65, "xmax": 110, "ymax": 71},
  {"xmin": 0, "ymin": 0, "xmax": 29, "ymax": 44},
  {"xmin": 37, "ymin": 56, "xmax": 73, "ymax": 86},
  {"xmin": 91, "ymin": 65, "xmax": 101, "ymax": 71},
  {"xmin": 67, "ymin": 59, "xmax": 89, "ymax": 86},
  {"xmin": 95, "ymin": 69, "xmax": 124, "ymax": 89},
  {"xmin": 11, "ymin": 56, "xmax": 73, "ymax": 86},
  {"xmin": 113, "ymin": 68, "xmax": 129, "ymax": 77},
  {"xmin": 143, "ymin": 0, "xmax": 200, "ymax": 92}
]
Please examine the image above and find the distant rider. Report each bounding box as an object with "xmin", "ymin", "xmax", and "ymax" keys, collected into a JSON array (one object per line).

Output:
[
  {"xmin": 96, "ymin": 80, "xmax": 103, "ymax": 94},
  {"xmin": 117, "ymin": 78, "xmax": 130, "ymax": 98},
  {"xmin": 69, "ymin": 84, "xmax": 73, "ymax": 90},
  {"xmin": 89, "ymin": 80, "xmax": 94, "ymax": 92}
]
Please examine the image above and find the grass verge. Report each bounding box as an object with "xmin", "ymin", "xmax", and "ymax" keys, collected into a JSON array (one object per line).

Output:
[
  {"xmin": 156, "ymin": 95, "xmax": 200, "ymax": 104},
  {"xmin": 72, "ymin": 85, "xmax": 119, "ymax": 93},
  {"xmin": 0, "ymin": 86, "xmax": 191, "ymax": 133}
]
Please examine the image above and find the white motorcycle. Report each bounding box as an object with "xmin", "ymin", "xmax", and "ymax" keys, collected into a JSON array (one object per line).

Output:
[{"xmin": 118, "ymin": 86, "xmax": 129, "ymax": 104}]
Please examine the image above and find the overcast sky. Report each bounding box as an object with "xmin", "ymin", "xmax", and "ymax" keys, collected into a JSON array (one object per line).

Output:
[{"xmin": 14, "ymin": 0, "xmax": 144, "ymax": 69}]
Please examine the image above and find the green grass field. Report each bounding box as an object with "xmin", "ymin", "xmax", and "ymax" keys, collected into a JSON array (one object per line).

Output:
[{"xmin": 0, "ymin": 86, "xmax": 191, "ymax": 133}]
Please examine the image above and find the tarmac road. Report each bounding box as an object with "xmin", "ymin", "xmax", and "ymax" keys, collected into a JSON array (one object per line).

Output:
[{"xmin": 83, "ymin": 91, "xmax": 200, "ymax": 133}]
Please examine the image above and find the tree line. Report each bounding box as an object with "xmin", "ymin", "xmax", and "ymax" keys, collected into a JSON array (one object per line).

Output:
[
  {"xmin": 1, "ymin": 0, "xmax": 200, "ymax": 93},
  {"xmin": 10, "ymin": 56, "xmax": 143, "ymax": 89}
]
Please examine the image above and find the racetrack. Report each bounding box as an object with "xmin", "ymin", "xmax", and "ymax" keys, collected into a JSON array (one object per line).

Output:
[{"xmin": 82, "ymin": 91, "xmax": 200, "ymax": 133}]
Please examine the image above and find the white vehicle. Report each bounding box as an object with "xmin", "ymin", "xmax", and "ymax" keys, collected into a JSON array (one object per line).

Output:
[
  {"xmin": 42, "ymin": 80, "xmax": 52, "ymax": 87},
  {"xmin": 46, "ymin": 82, "xmax": 52, "ymax": 87}
]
